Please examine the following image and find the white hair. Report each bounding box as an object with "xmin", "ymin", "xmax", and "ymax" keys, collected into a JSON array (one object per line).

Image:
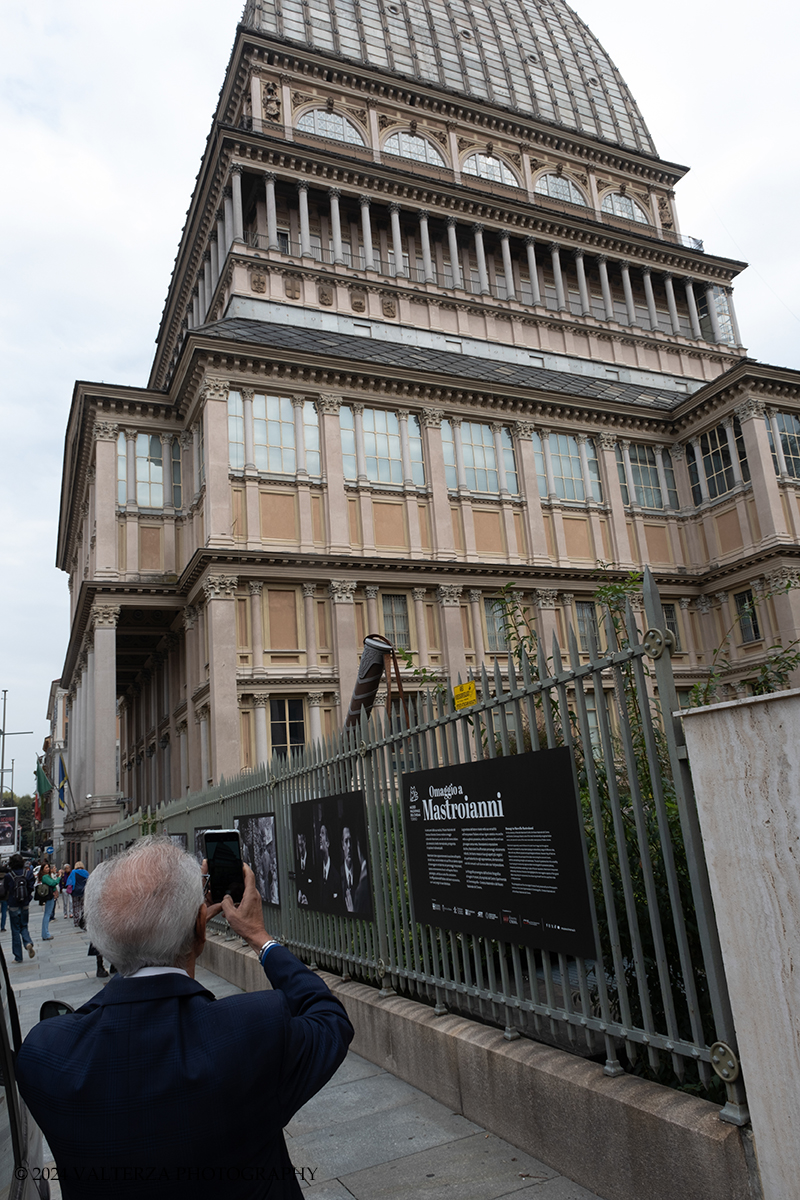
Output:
[{"xmin": 85, "ymin": 836, "xmax": 204, "ymax": 976}]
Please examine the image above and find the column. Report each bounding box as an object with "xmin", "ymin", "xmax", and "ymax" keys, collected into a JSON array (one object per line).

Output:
[
  {"xmin": 197, "ymin": 705, "xmax": 210, "ymax": 787},
  {"xmin": 468, "ymin": 589, "xmax": 485, "ymax": 661},
  {"xmin": 492, "ymin": 423, "xmax": 509, "ymax": 495},
  {"xmin": 292, "ymin": 398, "xmax": 307, "ymax": 476},
  {"xmin": 216, "ymin": 208, "xmax": 227, "ymax": 267},
  {"xmin": 192, "ymin": 291, "xmax": 200, "ymax": 327},
  {"xmin": 663, "ymin": 273, "xmax": 681, "ymax": 334},
  {"xmin": 620, "ymin": 440, "xmax": 638, "ymax": 506},
  {"xmin": 726, "ymin": 287, "xmax": 743, "ymax": 346},
  {"xmin": 365, "ymin": 585, "xmax": 380, "ymax": 634},
  {"xmin": 524, "ymin": 237, "xmax": 541, "ymax": 305},
  {"xmin": 597, "ymin": 255, "xmax": 614, "ymax": 321},
  {"xmin": 249, "ymin": 581, "xmax": 264, "ymax": 670},
  {"xmin": 420, "ymin": 409, "xmax": 457, "ymax": 560},
  {"xmin": 360, "ymin": 196, "xmax": 376, "ymax": 271},
  {"xmin": 177, "ymin": 721, "xmax": 188, "ymax": 794},
  {"xmin": 419, "ymin": 211, "xmax": 435, "ymax": 283},
  {"xmin": 472, "ymin": 224, "xmax": 490, "ymax": 296},
  {"xmin": 197, "ymin": 273, "xmax": 206, "ymax": 320},
  {"xmin": 297, "ymin": 181, "xmax": 312, "ymax": 257},
  {"xmin": 93, "ymin": 421, "xmax": 119, "ymax": 577},
  {"xmin": 620, "ymin": 261, "xmax": 637, "ymax": 326},
  {"xmin": 704, "ymin": 284, "xmax": 723, "ymax": 343},
  {"xmin": 307, "ymin": 693, "xmax": 323, "ymax": 745},
  {"xmin": 353, "ymin": 403, "xmax": 368, "ymax": 483},
  {"xmin": 496, "ymin": 231, "xmax": 515, "ymax": 301},
  {"xmin": 224, "ymin": 188, "xmax": 234, "ymax": 254},
  {"xmin": 576, "ymin": 434, "xmax": 594, "ymax": 501},
  {"xmin": 329, "ymin": 188, "xmax": 345, "ymax": 265},
  {"xmin": 203, "ymin": 574, "xmax": 241, "ymax": 782},
  {"xmin": 412, "ymin": 588, "xmax": 429, "ymax": 667},
  {"xmin": 452, "ymin": 418, "xmax": 468, "ymax": 492},
  {"xmin": 230, "ymin": 165, "xmax": 244, "ymax": 243},
  {"xmin": 253, "ymin": 696, "xmax": 269, "ymax": 765},
  {"xmin": 768, "ymin": 409, "xmax": 789, "ymax": 478},
  {"xmin": 597, "ymin": 433, "xmax": 634, "ymax": 567},
  {"xmin": 654, "ymin": 446, "xmax": 673, "ymax": 507},
  {"xmin": 446, "ymin": 217, "xmax": 463, "ymax": 288},
  {"xmin": 736, "ymin": 396, "xmax": 789, "ymax": 539},
  {"xmin": 389, "ymin": 203, "xmax": 407, "ymax": 277},
  {"xmin": 690, "ymin": 437, "xmax": 710, "ymax": 502},
  {"xmin": 316, "ymin": 394, "xmax": 350, "ymax": 551},
  {"xmin": 125, "ymin": 432, "xmax": 137, "ymax": 506},
  {"xmin": 541, "ymin": 430, "xmax": 557, "ymax": 499},
  {"xmin": 242, "ymin": 388, "xmax": 255, "ymax": 470},
  {"xmin": 574, "ymin": 250, "xmax": 591, "ymax": 316},
  {"xmin": 398, "ymin": 410, "xmax": 414, "ymax": 487},
  {"xmin": 535, "ymin": 590, "xmax": 559, "ymax": 657},
  {"xmin": 684, "ymin": 279, "xmax": 702, "ymax": 339},
  {"xmin": 550, "ymin": 243, "xmax": 567, "ymax": 311},
  {"xmin": 264, "ymin": 172, "xmax": 278, "ymax": 250},
  {"xmin": 642, "ymin": 267, "xmax": 658, "ymax": 330},
  {"xmin": 92, "ymin": 604, "xmax": 120, "ymax": 800},
  {"xmin": 209, "ymin": 234, "xmax": 219, "ymax": 291},
  {"xmin": 437, "ymin": 585, "xmax": 467, "ymax": 686},
  {"xmin": 303, "ymin": 583, "xmax": 319, "ymax": 674},
  {"xmin": 513, "ymin": 421, "xmax": 548, "ymax": 561},
  {"xmin": 722, "ymin": 418, "xmax": 745, "ymax": 485},
  {"xmin": 201, "ymin": 378, "xmax": 234, "ymax": 546},
  {"xmin": 329, "ymin": 580, "xmax": 359, "ymax": 719}
]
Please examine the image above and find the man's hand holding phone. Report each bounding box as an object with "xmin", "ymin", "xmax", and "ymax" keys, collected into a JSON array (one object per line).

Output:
[{"xmin": 221, "ymin": 863, "xmax": 273, "ymax": 955}]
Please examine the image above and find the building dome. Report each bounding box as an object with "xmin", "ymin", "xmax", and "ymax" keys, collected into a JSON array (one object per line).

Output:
[{"xmin": 242, "ymin": 0, "xmax": 655, "ymax": 155}]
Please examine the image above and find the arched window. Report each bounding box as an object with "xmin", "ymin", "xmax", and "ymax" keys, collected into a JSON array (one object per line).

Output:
[
  {"xmin": 296, "ymin": 108, "xmax": 366, "ymax": 146},
  {"xmin": 534, "ymin": 173, "xmax": 587, "ymax": 206},
  {"xmin": 601, "ymin": 192, "xmax": 650, "ymax": 224},
  {"xmin": 383, "ymin": 131, "xmax": 446, "ymax": 167},
  {"xmin": 462, "ymin": 153, "xmax": 520, "ymax": 188}
]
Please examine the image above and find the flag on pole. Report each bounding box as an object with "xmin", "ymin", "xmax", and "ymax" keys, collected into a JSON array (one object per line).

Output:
[
  {"xmin": 34, "ymin": 759, "xmax": 52, "ymax": 824},
  {"xmin": 58, "ymin": 755, "xmax": 68, "ymax": 812}
]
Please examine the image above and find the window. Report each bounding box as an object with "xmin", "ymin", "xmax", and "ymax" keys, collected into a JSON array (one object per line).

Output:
[
  {"xmin": 440, "ymin": 420, "xmax": 519, "ymax": 494},
  {"xmin": 228, "ymin": 391, "xmax": 244, "ymax": 471},
  {"xmin": 735, "ymin": 590, "xmax": 761, "ymax": 644},
  {"xmin": 767, "ymin": 411, "xmax": 800, "ymax": 479},
  {"xmin": 532, "ymin": 432, "xmax": 602, "ymax": 502},
  {"xmin": 136, "ymin": 434, "xmax": 163, "ymax": 508},
  {"xmin": 382, "ymin": 594, "xmax": 410, "ymax": 649},
  {"xmin": 576, "ymin": 601, "xmax": 600, "ymax": 653},
  {"xmin": 697, "ymin": 286, "xmax": 736, "ymax": 346},
  {"xmin": 304, "ymin": 402, "xmax": 321, "ymax": 476},
  {"xmin": 582, "ymin": 690, "xmax": 602, "ymax": 752},
  {"xmin": 601, "ymin": 192, "xmax": 649, "ymax": 224},
  {"xmin": 535, "ymin": 173, "xmax": 587, "ymax": 206},
  {"xmin": 170, "ymin": 439, "xmax": 182, "ymax": 508},
  {"xmin": 462, "ymin": 153, "xmax": 520, "ymax": 188},
  {"xmin": 296, "ymin": 108, "xmax": 365, "ymax": 145},
  {"xmin": 339, "ymin": 407, "xmax": 424, "ymax": 485},
  {"xmin": 662, "ymin": 604, "xmax": 681, "ymax": 650},
  {"xmin": 383, "ymin": 131, "xmax": 446, "ymax": 166},
  {"xmin": 615, "ymin": 443, "xmax": 679, "ymax": 509},
  {"xmin": 270, "ymin": 697, "xmax": 305, "ymax": 757},
  {"xmin": 117, "ymin": 432, "xmax": 127, "ymax": 505},
  {"xmin": 484, "ymin": 598, "xmax": 507, "ymax": 653},
  {"xmin": 254, "ymin": 394, "xmax": 295, "ymax": 474},
  {"xmin": 687, "ymin": 421, "xmax": 749, "ymax": 505}
]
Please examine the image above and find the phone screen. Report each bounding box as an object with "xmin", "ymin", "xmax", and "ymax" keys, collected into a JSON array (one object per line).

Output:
[{"xmin": 205, "ymin": 830, "xmax": 245, "ymax": 904}]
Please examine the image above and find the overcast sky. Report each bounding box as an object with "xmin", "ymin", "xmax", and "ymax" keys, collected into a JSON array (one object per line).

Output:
[{"xmin": 0, "ymin": 0, "xmax": 797, "ymax": 786}]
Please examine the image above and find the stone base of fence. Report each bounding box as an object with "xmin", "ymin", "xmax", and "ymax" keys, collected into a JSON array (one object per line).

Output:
[{"xmin": 201, "ymin": 932, "xmax": 756, "ymax": 1200}]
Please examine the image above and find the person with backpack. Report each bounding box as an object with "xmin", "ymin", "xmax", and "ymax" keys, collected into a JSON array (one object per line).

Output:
[
  {"xmin": 59, "ymin": 863, "xmax": 72, "ymax": 917},
  {"xmin": 3, "ymin": 853, "xmax": 36, "ymax": 962},
  {"xmin": 66, "ymin": 861, "xmax": 89, "ymax": 928},
  {"xmin": 37, "ymin": 866, "xmax": 60, "ymax": 940}
]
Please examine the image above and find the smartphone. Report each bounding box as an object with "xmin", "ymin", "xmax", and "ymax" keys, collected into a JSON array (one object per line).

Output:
[{"xmin": 204, "ymin": 829, "xmax": 245, "ymax": 904}]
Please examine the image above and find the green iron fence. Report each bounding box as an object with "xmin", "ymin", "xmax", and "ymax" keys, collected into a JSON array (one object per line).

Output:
[{"xmin": 95, "ymin": 569, "xmax": 746, "ymax": 1121}]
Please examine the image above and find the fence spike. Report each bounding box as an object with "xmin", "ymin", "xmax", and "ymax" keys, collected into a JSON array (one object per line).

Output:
[
  {"xmin": 537, "ymin": 636, "xmax": 549, "ymax": 683},
  {"xmin": 551, "ymin": 631, "xmax": 563, "ymax": 674},
  {"xmin": 567, "ymin": 622, "xmax": 582, "ymax": 671}
]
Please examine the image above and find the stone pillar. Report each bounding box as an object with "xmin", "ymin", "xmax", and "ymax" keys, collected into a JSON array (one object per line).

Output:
[
  {"xmin": 524, "ymin": 237, "xmax": 541, "ymax": 305},
  {"xmin": 93, "ymin": 421, "xmax": 119, "ymax": 577},
  {"xmin": 329, "ymin": 188, "xmax": 345, "ymax": 265},
  {"xmin": 663, "ymin": 273, "xmax": 681, "ymax": 334},
  {"xmin": 197, "ymin": 704, "xmax": 210, "ymax": 788},
  {"xmin": 534, "ymin": 589, "xmax": 559, "ymax": 656},
  {"xmin": 512, "ymin": 421, "xmax": 548, "ymax": 561},
  {"xmin": 690, "ymin": 437, "xmax": 710, "ymax": 503},
  {"xmin": 125, "ymin": 430, "xmax": 137, "ymax": 507},
  {"xmin": 597, "ymin": 256, "xmax": 614, "ymax": 321},
  {"xmin": 330, "ymin": 581, "xmax": 359, "ymax": 721},
  {"xmin": 421, "ymin": 409, "xmax": 456, "ymax": 559},
  {"xmin": 291, "ymin": 398, "xmax": 307, "ymax": 477},
  {"xmin": 576, "ymin": 434, "xmax": 594, "ymax": 502},
  {"xmin": 469, "ymin": 588, "xmax": 485, "ymax": 660},
  {"xmin": 203, "ymin": 574, "xmax": 241, "ymax": 783},
  {"xmin": 726, "ymin": 287, "xmax": 743, "ymax": 346},
  {"xmin": 360, "ymin": 196, "xmax": 376, "ymax": 271},
  {"xmin": 91, "ymin": 604, "xmax": 119, "ymax": 800},
  {"xmin": 419, "ymin": 210, "xmax": 435, "ymax": 283},
  {"xmin": 242, "ymin": 388, "xmax": 256, "ymax": 471},
  {"xmin": 197, "ymin": 272, "xmax": 206, "ymax": 321},
  {"xmin": 768, "ymin": 410, "xmax": 789, "ymax": 479},
  {"xmin": 253, "ymin": 695, "xmax": 269, "ymax": 766},
  {"xmin": 230, "ymin": 164, "xmax": 244, "ymax": 243},
  {"xmin": 224, "ymin": 188, "xmax": 234, "ymax": 255},
  {"xmin": 704, "ymin": 284, "xmax": 723, "ymax": 343},
  {"xmin": 398, "ymin": 410, "xmax": 414, "ymax": 487},
  {"xmin": 353, "ymin": 403, "xmax": 368, "ymax": 483},
  {"xmin": 412, "ymin": 588, "xmax": 429, "ymax": 667},
  {"xmin": 192, "ymin": 291, "xmax": 200, "ymax": 327},
  {"xmin": 201, "ymin": 378, "xmax": 234, "ymax": 547},
  {"xmin": 620, "ymin": 440, "xmax": 638, "ymax": 506},
  {"xmin": 437, "ymin": 585, "xmax": 467, "ymax": 686},
  {"xmin": 736, "ymin": 397, "xmax": 789, "ymax": 539},
  {"xmin": 216, "ymin": 208, "xmax": 227, "ymax": 267},
  {"xmin": 183, "ymin": 606, "xmax": 200, "ymax": 792},
  {"xmin": 177, "ymin": 720, "xmax": 188, "ymax": 794},
  {"xmin": 307, "ymin": 693, "xmax": 323, "ymax": 745},
  {"xmin": 654, "ymin": 445, "xmax": 673, "ymax": 508},
  {"xmin": 446, "ymin": 217, "xmax": 463, "ymax": 289},
  {"xmin": 264, "ymin": 172, "xmax": 278, "ymax": 250},
  {"xmin": 389, "ymin": 203, "xmax": 407, "ymax": 277},
  {"xmin": 550, "ymin": 243, "xmax": 567, "ymax": 311},
  {"xmin": 492, "ymin": 422, "xmax": 509, "ymax": 495},
  {"xmin": 541, "ymin": 430, "xmax": 557, "ymax": 499},
  {"xmin": 364, "ymin": 584, "xmax": 380, "ymax": 636},
  {"xmin": 642, "ymin": 267, "xmax": 658, "ymax": 330},
  {"xmin": 620, "ymin": 261, "xmax": 637, "ymax": 326},
  {"xmin": 209, "ymin": 234, "xmax": 219, "ymax": 291},
  {"xmin": 297, "ymin": 181, "xmax": 312, "ymax": 257},
  {"xmin": 249, "ymin": 581, "xmax": 264, "ymax": 671},
  {"xmin": 303, "ymin": 583, "xmax": 319, "ymax": 674},
  {"xmin": 574, "ymin": 250, "xmax": 591, "ymax": 316},
  {"xmin": 598, "ymin": 432, "xmax": 634, "ymax": 567},
  {"xmin": 685, "ymin": 279, "xmax": 702, "ymax": 339},
  {"xmin": 452, "ymin": 418, "xmax": 468, "ymax": 492},
  {"xmin": 472, "ymin": 224, "xmax": 490, "ymax": 296},
  {"xmin": 722, "ymin": 418, "xmax": 744, "ymax": 486},
  {"xmin": 316, "ymin": 393, "xmax": 350, "ymax": 552}
]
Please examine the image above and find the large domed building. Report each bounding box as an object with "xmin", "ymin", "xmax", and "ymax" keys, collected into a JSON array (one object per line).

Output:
[{"xmin": 55, "ymin": 0, "xmax": 800, "ymax": 856}]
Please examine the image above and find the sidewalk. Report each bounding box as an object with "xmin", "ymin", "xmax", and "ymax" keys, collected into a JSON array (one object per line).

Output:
[{"xmin": 5, "ymin": 917, "xmax": 605, "ymax": 1199}]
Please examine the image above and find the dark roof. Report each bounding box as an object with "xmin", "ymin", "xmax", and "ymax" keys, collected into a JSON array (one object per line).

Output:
[{"xmin": 197, "ymin": 317, "xmax": 684, "ymax": 410}]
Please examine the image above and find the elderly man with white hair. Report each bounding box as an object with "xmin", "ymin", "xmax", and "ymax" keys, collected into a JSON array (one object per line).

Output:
[{"xmin": 15, "ymin": 836, "xmax": 353, "ymax": 1200}]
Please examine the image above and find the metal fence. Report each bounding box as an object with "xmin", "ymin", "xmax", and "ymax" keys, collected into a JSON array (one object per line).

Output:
[{"xmin": 95, "ymin": 570, "xmax": 746, "ymax": 1120}]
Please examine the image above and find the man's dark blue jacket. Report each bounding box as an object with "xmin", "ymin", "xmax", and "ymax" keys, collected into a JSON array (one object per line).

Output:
[{"xmin": 16, "ymin": 945, "xmax": 353, "ymax": 1199}]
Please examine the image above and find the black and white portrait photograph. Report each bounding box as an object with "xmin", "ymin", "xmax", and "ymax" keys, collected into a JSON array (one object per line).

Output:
[
  {"xmin": 235, "ymin": 813, "xmax": 280, "ymax": 906},
  {"xmin": 168, "ymin": 833, "xmax": 188, "ymax": 851},
  {"xmin": 291, "ymin": 792, "xmax": 373, "ymax": 920}
]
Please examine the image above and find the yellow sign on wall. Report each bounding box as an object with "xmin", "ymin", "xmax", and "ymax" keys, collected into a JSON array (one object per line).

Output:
[{"xmin": 453, "ymin": 681, "xmax": 477, "ymax": 710}]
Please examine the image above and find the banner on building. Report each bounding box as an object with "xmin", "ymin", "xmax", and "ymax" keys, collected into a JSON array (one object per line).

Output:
[
  {"xmin": 402, "ymin": 748, "xmax": 596, "ymax": 959},
  {"xmin": 290, "ymin": 791, "xmax": 373, "ymax": 920},
  {"xmin": 0, "ymin": 807, "xmax": 18, "ymax": 854}
]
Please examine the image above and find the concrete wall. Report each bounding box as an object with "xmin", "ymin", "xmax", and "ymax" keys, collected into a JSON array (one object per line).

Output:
[
  {"xmin": 682, "ymin": 688, "xmax": 800, "ymax": 1200},
  {"xmin": 202, "ymin": 933, "xmax": 755, "ymax": 1200}
]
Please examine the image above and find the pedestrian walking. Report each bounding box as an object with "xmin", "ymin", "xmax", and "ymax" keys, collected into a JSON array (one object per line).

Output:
[
  {"xmin": 3, "ymin": 853, "xmax": 36, "ymax": 962},
  {"xmin": 38, "ymin": 867, "xmax": 60, "ymax": 940},
  {"xmin": 59, "ymin": 864, "xmax": 72, "ymax": 918},
  {"xmin": 66, "ymin": 861, "xmax": 89, "ymax": 928}
]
